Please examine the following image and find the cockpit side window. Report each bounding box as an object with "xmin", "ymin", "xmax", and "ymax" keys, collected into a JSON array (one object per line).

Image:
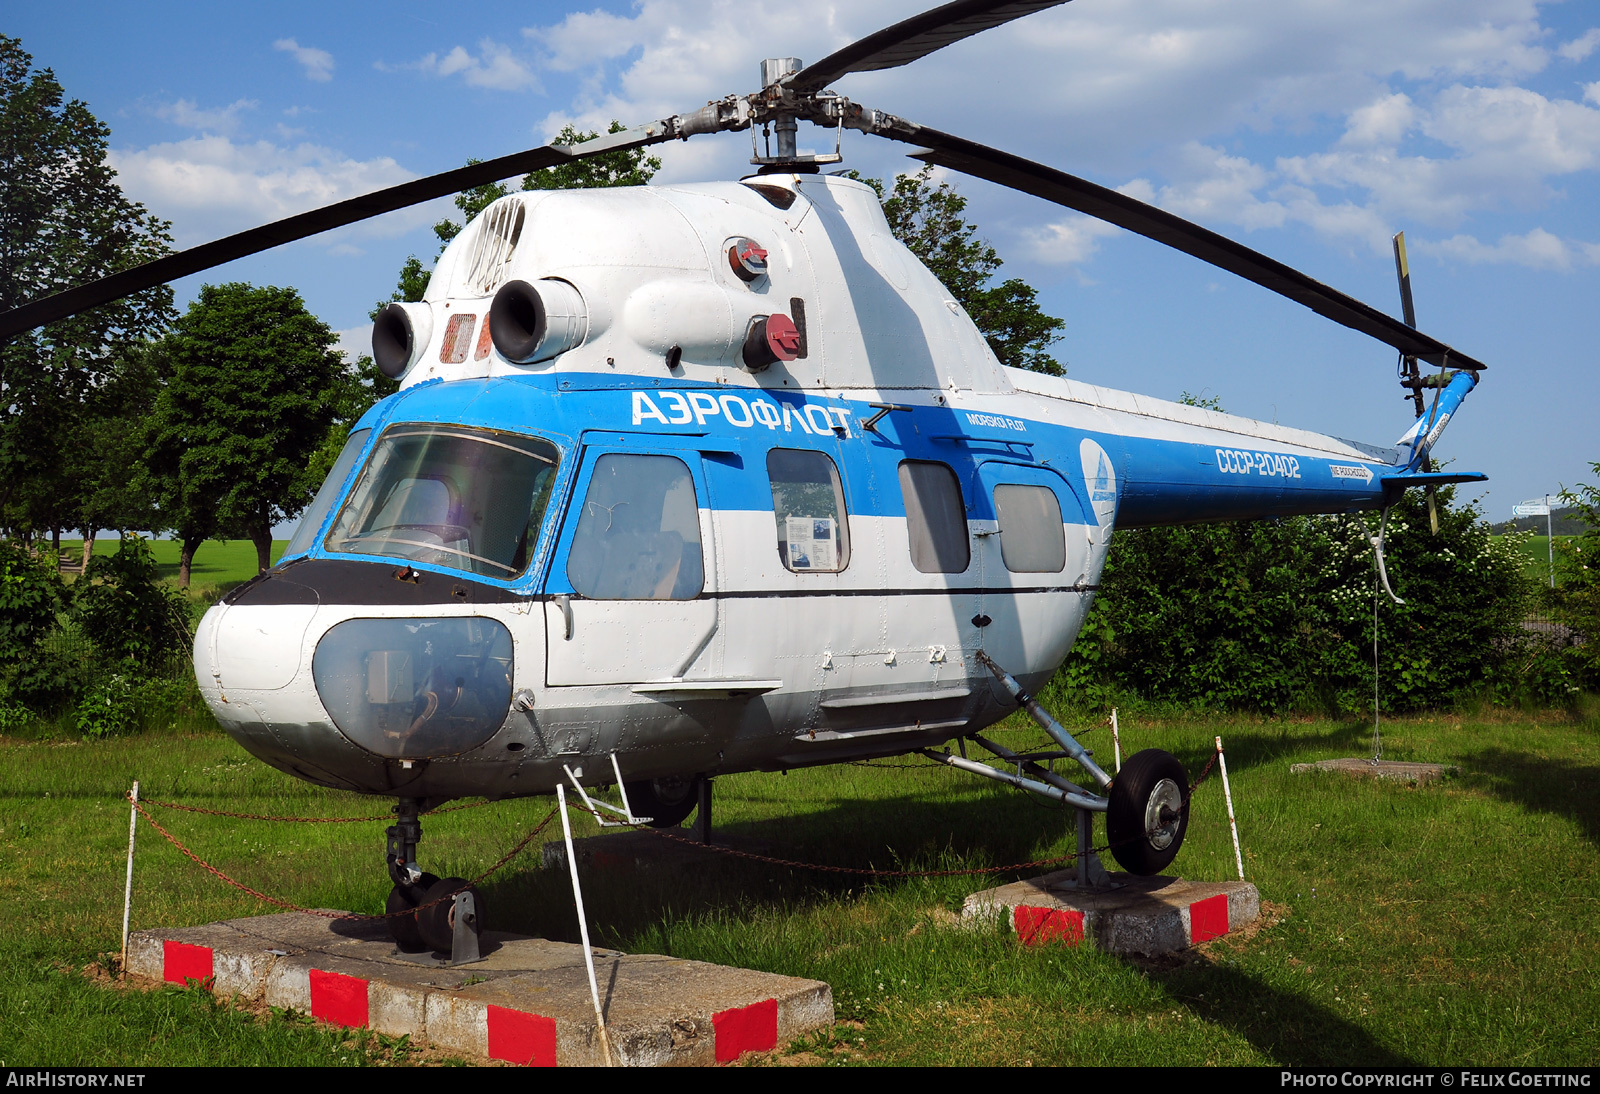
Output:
[
  {"xmin": 283, "ymin": 428, "xmax": 370, "ymax": 561},
  {"xmin": 324, "ymin": 425, "xmax": 559, "ymax": 580}
]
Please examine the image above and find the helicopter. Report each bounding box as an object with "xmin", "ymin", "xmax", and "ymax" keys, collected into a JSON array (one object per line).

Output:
[{"xmin": 0, "ymin": 0, "xmax": 1489, "ymax": 953}]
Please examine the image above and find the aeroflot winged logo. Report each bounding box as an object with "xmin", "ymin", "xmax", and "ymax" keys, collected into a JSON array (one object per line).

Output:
[{"xmin": 1080, "ymin": 438, "xmax": 1118, "ymax": 527}]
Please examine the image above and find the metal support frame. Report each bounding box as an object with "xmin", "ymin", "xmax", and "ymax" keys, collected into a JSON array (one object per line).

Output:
[
  {"xmin": 929, "ymin": 651, "xmax": 1123, "ymax": 889},
  {"xmin": 974, "ymin": 650, "xmax": 1114, "ymax": 791},
  {"xmin": 562, "ymin": 756, "xmax": 653, "ymax": 827}
]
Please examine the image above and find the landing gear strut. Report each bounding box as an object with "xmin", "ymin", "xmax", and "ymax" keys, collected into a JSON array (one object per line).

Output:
[
  {"xmin": 926, "ymin": 652, "xmax": 1192, "ymax": 881},
  {"xmin": 384, "ymin": 799, "xmax": 485, "ymax": 960}
]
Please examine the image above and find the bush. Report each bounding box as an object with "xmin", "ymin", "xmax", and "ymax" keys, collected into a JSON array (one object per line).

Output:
[
  {"xmin": 72, "ymin": 534, "xmax": 193, "ymax": 667},
  {"xmin": 0, "ymin": 539, "xmax": 71, "ymax": 705},
  {"xmin": 1053, "ymin": 486, "xmax": 1535, "ymax": 714},
  {"xmin": 75, "ymin": 671, "xmax": 138, "ymax": 739}
]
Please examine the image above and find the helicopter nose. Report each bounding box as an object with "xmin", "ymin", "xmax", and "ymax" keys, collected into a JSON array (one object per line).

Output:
[
  {"xmin": 196, "ymin": 607, "xmax": 516, "ymax": 761},
  {"xmin": 310, "ymin": 616, "xmax": 514, "ymax": 759},
  {"xmin": 194, "ymin": 599, "xmax": 319, "ymax": 694}
]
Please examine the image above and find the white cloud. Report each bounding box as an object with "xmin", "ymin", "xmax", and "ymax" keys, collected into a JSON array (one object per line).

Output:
[
  {"xmin": 154, "ymin": 98, "xmax": 257, "ymax": 136},
  {"xmin": 1424, "ymin": 84, "xmax": 1600, "ymax": 176},
  {"xmin": 1557, "ymin": 28, "xmax": 1600, "ymax": 62},
  {"xmin": 1341, "ymin": 93, "xmax": 1416, "ymax": 147},
  {"xmin": 399, "ymin": 39, "xmax": 540, "ymax": 92},
  {"xmin": 334, "ymin": 325, "xmax": 372, "ymax": 363},
  {"xmin": 492, "ymin": 2, "xmax": 1600, "ymax": 275},
  {"xmin": 1025, "ymin": 213, "xmax": 1122, "ymax": 266},
  {"xmin": 1428, "ymin": 228, "xmax": 1600, "ymax": 270},
  {"xmin": 107, "ymin": 135, "xmax": 428, "ymax": 246},
  {"xmin": 274, "ymin": 38, "xmax": 335, "ymax": 82},
  {"xmin": 1130, "ymin": 143, "xmax": 1288, "ymax": 231}
]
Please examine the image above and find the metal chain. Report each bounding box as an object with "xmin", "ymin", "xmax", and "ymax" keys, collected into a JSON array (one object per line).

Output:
[
  {"xmin": 128, "ymin": 756, "xmax": 1220, "ymax": 910},
  {"xmin": 128, "ymin": 792, "xmax": 556, "ymax": 921},
  {"xmin": 137, "ymin": 796, "xmax": 496, "ymax": 824}
]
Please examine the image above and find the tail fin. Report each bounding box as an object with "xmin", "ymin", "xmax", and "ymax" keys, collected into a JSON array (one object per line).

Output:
[{"xmin": 1393, "ymin": 369, "xmax": 1478, "ymax": 471}]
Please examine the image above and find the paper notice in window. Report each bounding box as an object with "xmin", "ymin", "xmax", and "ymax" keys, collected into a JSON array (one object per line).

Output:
[{"xmin": 786, "ymin": 516, "xmax": 836, "ymax": 571}]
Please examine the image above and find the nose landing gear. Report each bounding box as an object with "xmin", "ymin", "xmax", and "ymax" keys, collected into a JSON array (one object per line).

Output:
[{"xmin": 385, "ymin": 799, "xmax": 486, "ymax": 960}]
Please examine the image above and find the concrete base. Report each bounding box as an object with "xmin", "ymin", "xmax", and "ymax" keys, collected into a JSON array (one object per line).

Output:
[
  {"xmin": 1290, "ymin": 758, "xmax": 1457, "ymax": 784},
  {"xmin": 126, "ymin": 912, "xmax": 831, "ymax": 1066},
  {"xmin": 962, "ymin": 868, "xmax": 1259, "ymax": 955}
]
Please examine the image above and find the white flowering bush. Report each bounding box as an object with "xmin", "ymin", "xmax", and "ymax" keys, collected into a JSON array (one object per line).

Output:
[{"xmin": 1055, "ymin": 485, "xmax": 1559, "ymax": 713}]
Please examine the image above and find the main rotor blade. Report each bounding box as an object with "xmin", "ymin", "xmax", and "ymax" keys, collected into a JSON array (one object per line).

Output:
[
  {"xmin": 0, "ymin": 124, "xmax": 675, "ymax": 341},
  {"xmin": 901, "ymin": 126, "xmax": 1486, "ymax": 372},
  {"xmin": 789, "ymin": 0, "xmax": 1072, "ymax": 93}
]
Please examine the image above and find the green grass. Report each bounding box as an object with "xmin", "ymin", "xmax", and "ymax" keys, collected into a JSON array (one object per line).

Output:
[
  {"xmin": 2, "ymin": 707, "xmax": 1597, "ymax": 1066},
  {"xmin": 58, "ymin": 538, "xmax": 287, "ymax": 595}
]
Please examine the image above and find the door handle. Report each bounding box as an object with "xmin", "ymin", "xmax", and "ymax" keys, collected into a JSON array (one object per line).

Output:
[{"xmin": 554, "ymin": 594, "xmax": 574, "ymax": 640}]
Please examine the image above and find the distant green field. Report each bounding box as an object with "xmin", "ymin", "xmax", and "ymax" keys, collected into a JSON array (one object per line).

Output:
[
  {"xmin": 61, "ymin": 538, "xmax": 287, "ymax": 591},
  {"xmin": 1498, "ymin": 533, "xmax": 1575, "ymax": 587}
]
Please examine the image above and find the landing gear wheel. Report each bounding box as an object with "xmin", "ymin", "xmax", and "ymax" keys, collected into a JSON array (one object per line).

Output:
[
  {"xmin": 624, "ymin": 774, "xmax": 701, "ymax": 828},
  {"xmin": 385, "ymin": 872, "xmax": 439, "ymax": 951},
  {"xmin": 416, "ymin": 876, "xmax": 486, "ymax": 954},
  {"xmin": 1106, "ymin": 749, "xmax": 1190, "ymax": 876}
]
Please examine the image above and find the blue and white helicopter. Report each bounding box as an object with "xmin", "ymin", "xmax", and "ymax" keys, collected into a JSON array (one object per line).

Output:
[{"xmin": 2, "ymin": 0, "xmax": 1487, "ymax": 953}]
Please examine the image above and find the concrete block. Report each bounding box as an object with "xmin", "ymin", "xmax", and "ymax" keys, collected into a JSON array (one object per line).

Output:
[
  {"xmin": 126, "ymin": 911, "xmax": 832, "ymax": 1065},
  {"xmin": 964, "ymin": 869, "xmax": 1259, "ymax": 955}
]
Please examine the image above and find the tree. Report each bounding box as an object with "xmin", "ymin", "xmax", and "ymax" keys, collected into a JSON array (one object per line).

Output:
[
  {"xmin": 378, "ymin": 122, "xmax": 662, "ymax": 312},
  {"xmin": 859, "ymin": 165, "xmax": 1066, "ymax": 375},
  {"xmin": 145, "ymin": 284, "xmax": 342, "ymax": 579},
  {"xmin": 0, "ymin": 37, "xmax": 174, "ymax": 541}
]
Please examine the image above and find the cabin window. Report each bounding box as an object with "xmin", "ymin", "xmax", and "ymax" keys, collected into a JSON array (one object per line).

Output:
[
  {"xmin": 994, "ymin": 484, "xmax": 1066, "ymax": 573},
  {"xmin": 768, "ymin": 449, "xmax": 850, "ymax": 573},
  {"xmin": 284, "ymin": 427, "xmax": 370, "ymax": 560},
  {"xmin": 898, "ymin": 460, "xmax": 970, "ymax": 574},
  {"xmin": 567, "ymin": 454, "xmax": 704, "ymax": 600},
  {"xmin": 324, "ymin": 425, "xmax": 559, "ymax": 579}
]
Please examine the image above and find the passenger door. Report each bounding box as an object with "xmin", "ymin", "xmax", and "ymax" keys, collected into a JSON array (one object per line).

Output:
[{"xmin": 543, "ymin": 438, "xmax": 720, "ymax": 686}]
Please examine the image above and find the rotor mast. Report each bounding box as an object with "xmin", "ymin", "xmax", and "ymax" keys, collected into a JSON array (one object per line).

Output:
[{"xmin": 762, "ymin": 58, "xmax": 802, "ymax": 163}]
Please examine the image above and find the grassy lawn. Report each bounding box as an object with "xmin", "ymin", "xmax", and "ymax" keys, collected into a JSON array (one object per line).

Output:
[
  {"xmin": 2, "ymin": 705, "xmax": 1597, "ymax": 1066},
  {"xmin": 60, "ymin": 539, "xmax": 287, "ymax": 596}
]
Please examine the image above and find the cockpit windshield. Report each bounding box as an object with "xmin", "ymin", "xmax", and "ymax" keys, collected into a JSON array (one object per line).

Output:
[{"xmin": 324, "ymin": 425, "xmax": 559, "ymax": 579}]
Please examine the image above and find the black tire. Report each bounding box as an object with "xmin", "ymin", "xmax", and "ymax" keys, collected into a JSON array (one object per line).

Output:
[
  {"xmin": 416, "ymin": 875, "xmax": 486, "ymax": 954},
  {"xmin": 623, "ymin": 774, "xmax": 701, "ymax": 828},
  {"xmin": 1106, "ymin": 749, "xmax": 1190, "ymax": 876},
  {"xmin": 384, "ymin": 871, "xmax": 439, "ymax": 951}
]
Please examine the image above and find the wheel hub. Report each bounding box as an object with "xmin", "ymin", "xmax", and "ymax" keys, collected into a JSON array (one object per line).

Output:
[{"xmin": 1143, "ymin": 778, "xmax": 1184, "ymax": 850}]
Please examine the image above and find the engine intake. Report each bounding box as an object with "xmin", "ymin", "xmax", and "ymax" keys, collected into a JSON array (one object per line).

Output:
[
  {"xmin": 489, "ymin": 279, "xmax": 588, "ymax": 364},
  {"xmin": 372, "ymin": 302, "xmax": 433, "ymax": 379}
]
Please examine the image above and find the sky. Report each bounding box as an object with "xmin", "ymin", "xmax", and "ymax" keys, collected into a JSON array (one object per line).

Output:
[{"xmin": 9, "ymin": 0, "xmax": 1600, "ymax": 521}]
